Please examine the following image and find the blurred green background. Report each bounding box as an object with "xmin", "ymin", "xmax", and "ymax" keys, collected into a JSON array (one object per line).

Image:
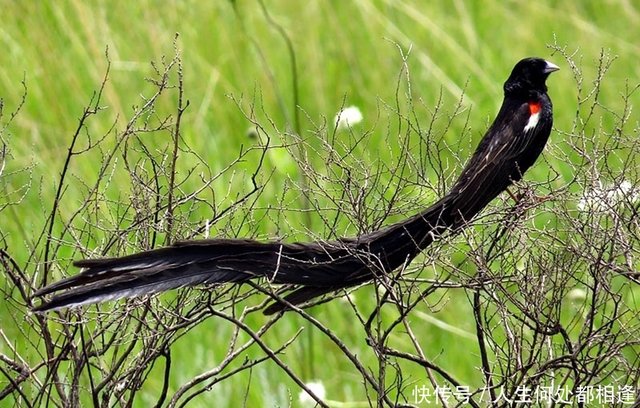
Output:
[{"xmin": 1, "ymin": 0, "xmax": 639, "ymax": 406}]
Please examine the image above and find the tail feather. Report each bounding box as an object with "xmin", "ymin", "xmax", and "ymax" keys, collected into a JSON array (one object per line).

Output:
[
  {"xmin": 31, "ymin": 169, "xmax": 511, "ymax": 314},
  {"xmin": 32, "ymin": 194, "xmax": 460, "ymax": 313},
  {"xmin": 31, "ymin": 266, "xmax": 218, "ymax": 312}
]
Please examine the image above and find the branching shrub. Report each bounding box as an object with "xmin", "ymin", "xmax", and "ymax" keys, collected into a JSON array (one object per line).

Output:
[{"xmin": 1, "ymin": 44, "xmax": 638, "ymax": 408}]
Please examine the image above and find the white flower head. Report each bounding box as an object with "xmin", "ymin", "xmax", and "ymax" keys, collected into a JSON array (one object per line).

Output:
[
  {"xmin": 298, "ymin": 380, "xmax": 326, "ymax": 405},
  {"xmin": 577, "ymin": 180, "xmax": 639, "ymax": 213},
  {"xmin": 334, "ymin": 105, "xmax": 363, "ymax": 130},
  {"xmin": 567, "ymin": 288, "xmax": 587, "ymax": 301}
]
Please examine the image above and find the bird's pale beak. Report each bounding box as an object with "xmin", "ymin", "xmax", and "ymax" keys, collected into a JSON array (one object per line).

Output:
[{"xmin": 544, "ymin": 61, "xmax": 560, "ymax": 74}]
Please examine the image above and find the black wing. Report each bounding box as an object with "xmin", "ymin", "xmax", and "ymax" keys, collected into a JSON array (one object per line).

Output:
[{"xmin": 447, "ymin": 97, "xmax": 552, "ymax": 222}]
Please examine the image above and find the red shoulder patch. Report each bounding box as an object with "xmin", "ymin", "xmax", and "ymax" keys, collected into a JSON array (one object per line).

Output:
[{"xmin": 529, "ymin": 102, "xmax": 541, "ymax": 115}]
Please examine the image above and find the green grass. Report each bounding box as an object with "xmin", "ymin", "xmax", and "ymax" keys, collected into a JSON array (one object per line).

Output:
[{"xmin": 1, "ymin": 0, "xmax": 640, "ymax": 406}]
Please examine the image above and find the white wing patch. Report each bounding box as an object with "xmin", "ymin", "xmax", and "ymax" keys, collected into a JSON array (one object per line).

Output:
[{"xmin": 524, "ymin": 111, "xmax": 540, "ymax": 132}]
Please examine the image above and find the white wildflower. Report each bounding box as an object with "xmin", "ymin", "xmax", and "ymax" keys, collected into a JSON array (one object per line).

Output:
[
  {"xmin": 334, "ymin": 105, "xmax": 363, "ymax": 130},
  {"xmin": 577, "ymin": 180, "xmax": 639, "ymax": 213},
  {"xmin": 298, "ymin": 380, "xmax": 326, "ymax": 405},
  {"xmin": 566, "ymin": 288, "xmax": 587, "ymax": 301}
]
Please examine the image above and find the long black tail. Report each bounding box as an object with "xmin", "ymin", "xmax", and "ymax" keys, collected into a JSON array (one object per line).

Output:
[
  {"xmin": 31, "ymin": 183, "xmax": 493, "ymax": 314},
  {"xmin": 30, "ymin": 131, "xmax": 523, "ymax": 314}
]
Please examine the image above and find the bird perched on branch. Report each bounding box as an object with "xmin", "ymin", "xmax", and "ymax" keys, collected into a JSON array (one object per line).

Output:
[{"xmin": 33, "ymin": 57, "xmax": 559, "ymax": 314}]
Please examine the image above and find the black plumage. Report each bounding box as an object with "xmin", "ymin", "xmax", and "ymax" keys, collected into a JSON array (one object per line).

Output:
[{"xmin": 32, "ymin": 57, "xmax": 559, "ymax": 314}]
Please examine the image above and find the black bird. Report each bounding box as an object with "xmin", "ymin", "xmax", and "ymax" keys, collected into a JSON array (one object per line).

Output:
[{"xmin": 33, "ymin": 57, "xmax": 559, "ymax": 314}]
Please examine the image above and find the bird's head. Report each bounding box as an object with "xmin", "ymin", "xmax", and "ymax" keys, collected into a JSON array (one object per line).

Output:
[{"xmin": 504, "ymin": 57, "xmax": 559, "ymax": 97}]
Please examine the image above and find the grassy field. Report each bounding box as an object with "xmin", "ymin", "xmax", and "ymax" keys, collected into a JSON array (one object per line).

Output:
[{"xmin": 2, "ymin": 1, "xmax": 639, "ymax": 406}]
